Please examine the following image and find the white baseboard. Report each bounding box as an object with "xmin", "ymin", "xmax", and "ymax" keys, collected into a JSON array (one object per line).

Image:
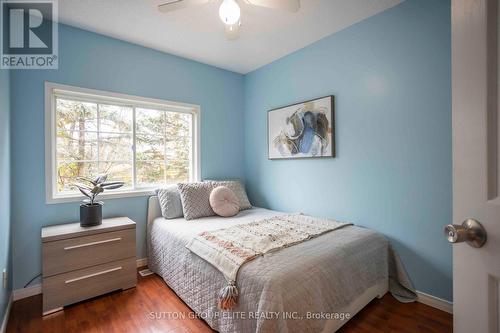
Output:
[
  {"xmin": 1, "ymin": 293, "xmax": 13, "ymax": 333},
  {"xmin": 136, "ymin": 258, "xmax": 148, "ymax": 268},
  {"xmin": 416, "ymin": 290, "xmax": 453, "ymax": 314},
  {"xmin": 12, "ymin": 284, "xmax": 41, "ymax": 301},
  {"xmin": 12, "ymin": 258, "xmax": 149, "ymax": 301}
]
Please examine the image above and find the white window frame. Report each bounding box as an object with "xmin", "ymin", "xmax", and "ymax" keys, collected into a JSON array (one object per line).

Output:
[{"xmin": 45, "ymin": 81, "xmax": 201, "ymax": 204}]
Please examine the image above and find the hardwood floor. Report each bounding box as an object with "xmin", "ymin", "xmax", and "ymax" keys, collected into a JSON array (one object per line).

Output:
[
  {"xmin": 339, "ymin": 294, "xmax": 452, "ymax": 333},
  {"xmin": 7, "ymin": 270, "xmax": 452, "ymax": 333}
]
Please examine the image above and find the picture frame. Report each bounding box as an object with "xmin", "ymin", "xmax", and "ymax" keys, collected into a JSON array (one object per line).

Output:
[{"xmin": 268, "ymin": 95, "xmax": 335, "ymax": 160}]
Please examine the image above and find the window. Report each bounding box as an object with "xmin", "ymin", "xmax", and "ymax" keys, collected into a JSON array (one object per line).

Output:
[{"xmin": 45, "ymin": 82, "xmax": 200, "ymax": 203}]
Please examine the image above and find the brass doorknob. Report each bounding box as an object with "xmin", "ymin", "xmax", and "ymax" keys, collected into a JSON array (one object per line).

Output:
[{"xmin": 444, "ymin": 219, "xmax": 487, "ymax": 248}]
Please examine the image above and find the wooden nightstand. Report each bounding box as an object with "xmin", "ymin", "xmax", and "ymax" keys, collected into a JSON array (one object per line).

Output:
[{"xmin": 41, "ymin": 217, "xmax": 137, "ymax": 315}]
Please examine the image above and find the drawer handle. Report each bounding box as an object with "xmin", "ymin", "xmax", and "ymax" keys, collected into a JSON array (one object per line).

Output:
[
  {"xmin": 65, "ymin": 266, "xmax": 122, "ymax": 284},
  {"xmin": 63, "ymin": 237, "xmax": 122, "ymax": 250}
]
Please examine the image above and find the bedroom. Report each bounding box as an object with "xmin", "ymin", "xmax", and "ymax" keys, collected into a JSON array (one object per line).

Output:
[{"xmin": 0, "ymin": 0, "xmax": 495, "ymax": 332}]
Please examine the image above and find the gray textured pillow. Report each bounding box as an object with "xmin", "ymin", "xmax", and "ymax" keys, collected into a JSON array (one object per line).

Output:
[
  {"xmin": 207, "ymin": 180, "xmax": 252, "ymax": 210},
  {"xmin": 178, "ymin": 182, "xmax": 216, "ymax": 220},
  {"xmin": 156, "ymin": 185, "xmax": 183, "ymax": 219}
]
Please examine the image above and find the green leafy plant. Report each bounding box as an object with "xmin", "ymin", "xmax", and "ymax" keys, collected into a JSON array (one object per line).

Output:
[{"xmin": 72, "ymin": 174, "xmax": 125, "ymax": 205}]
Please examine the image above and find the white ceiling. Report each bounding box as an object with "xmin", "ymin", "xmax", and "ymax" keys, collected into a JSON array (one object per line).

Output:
[{"xmin": 58, "ymin": 0, "xmax": 403, "ymax": 74}]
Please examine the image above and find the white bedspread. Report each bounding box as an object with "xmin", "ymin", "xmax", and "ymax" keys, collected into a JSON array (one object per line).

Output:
[{"xmin": 148, "ymin": 207, "xmax": 415, "ymax": 333}]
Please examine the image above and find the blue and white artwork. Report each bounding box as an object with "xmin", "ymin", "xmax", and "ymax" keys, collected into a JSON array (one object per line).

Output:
[{"xmin": 268, "ymin": 96, "xmax": 334, "ymax": 159}]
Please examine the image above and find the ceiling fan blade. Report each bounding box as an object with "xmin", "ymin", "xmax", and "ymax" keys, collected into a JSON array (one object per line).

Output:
[
  {"xmin": 158, "ymin": 0, "xmax": 209, "ymax": 13},
  {"xmin": 244, "ymin": 0, "xmax": 300, "ymax": 12},
  {"xmin": 225, "ymin": 21, "xmax": 240, "ymax": 41}
]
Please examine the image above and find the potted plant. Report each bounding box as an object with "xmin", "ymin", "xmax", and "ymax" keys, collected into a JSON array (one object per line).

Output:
[{"xmin": 73, "ymin": 174, "xmax": 125, "ymax": 227}]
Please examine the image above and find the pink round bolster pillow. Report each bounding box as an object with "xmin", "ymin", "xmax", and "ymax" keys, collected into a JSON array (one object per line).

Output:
[{"xmin": 210, "ymin": 186, "xmax": 240, "ymax": 217}]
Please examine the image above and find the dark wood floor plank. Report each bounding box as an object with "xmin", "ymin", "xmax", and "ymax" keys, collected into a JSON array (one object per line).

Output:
[{"xmin": 6, "ymin": 270, "xmax": 452, "ymax": 333}]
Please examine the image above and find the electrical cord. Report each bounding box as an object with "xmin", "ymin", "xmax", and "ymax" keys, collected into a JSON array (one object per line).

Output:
[{"xmin": 24, "ymin": 273, "xmax": 41, "ymax": 288}]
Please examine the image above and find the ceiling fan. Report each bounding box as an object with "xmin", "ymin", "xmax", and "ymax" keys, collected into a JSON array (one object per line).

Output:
[{"xmin": 158, "ymin": 0, "xmax": 300, "ymax": 41}]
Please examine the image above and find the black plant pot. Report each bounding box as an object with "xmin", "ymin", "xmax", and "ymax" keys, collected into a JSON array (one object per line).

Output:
[{"xmin": 80, "ymin": 203, "xmax": 102, "ymax": 227}]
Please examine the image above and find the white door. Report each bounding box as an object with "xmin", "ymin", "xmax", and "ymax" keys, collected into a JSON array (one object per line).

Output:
[{"xmin": 452, "ymin": 0, "xmax": 500, "ymax": 332}]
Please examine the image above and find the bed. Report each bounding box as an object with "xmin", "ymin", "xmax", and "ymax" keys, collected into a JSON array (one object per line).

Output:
[{"xmin": 147, "ymin": 196, "xmax": 415, "ymax": 333}]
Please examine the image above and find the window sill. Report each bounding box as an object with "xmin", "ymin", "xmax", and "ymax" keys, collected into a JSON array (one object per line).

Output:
[{"xmin": 46, "ymin": 189, "xmax": 156, "ymax": 204}]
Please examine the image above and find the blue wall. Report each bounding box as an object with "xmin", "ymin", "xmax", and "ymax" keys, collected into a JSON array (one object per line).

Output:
[
  {"xmin": 10, "ymin": 24, "xmax": 245, "ymax": 289},
  {"xmin": 0, "ymin": 68, "xmax": 11, "ymax": 322},
  {"xmin": 243, "ymin": 0, "xmax": 452, "ymax": 301}
]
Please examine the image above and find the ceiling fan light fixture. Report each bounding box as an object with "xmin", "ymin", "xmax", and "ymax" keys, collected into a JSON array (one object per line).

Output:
[{"xmin": 219, "ymin": 0, "xmax": 241, "ymax": 25}]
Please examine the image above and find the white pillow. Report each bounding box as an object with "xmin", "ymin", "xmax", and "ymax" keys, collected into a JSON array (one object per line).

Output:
[
  {"xmin": 156, "ymin": 185, "xmax": 183, "ymax": 219},
  {"xmin": 206, "ymin": 180, "xmax": 252, "ymax": 210}
]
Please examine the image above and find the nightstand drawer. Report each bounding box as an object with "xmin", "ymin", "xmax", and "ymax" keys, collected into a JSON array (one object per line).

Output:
[
  {"xmin": 42, "ymin": 228, "xmax": 135, "ymax": 277},
  {"xmin": 43, "ymin": 258, "xmax": 136, "ymax": 313}
]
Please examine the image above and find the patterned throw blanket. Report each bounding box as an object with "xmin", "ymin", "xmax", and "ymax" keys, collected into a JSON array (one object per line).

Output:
[{"xmin": 186, "ymin": 214, "xmax": 352, "ymax": 309}]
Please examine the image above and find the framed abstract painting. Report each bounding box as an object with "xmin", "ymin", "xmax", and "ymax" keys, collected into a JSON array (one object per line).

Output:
[{"xmin": 268, "ymin": 95, "xmax": 335, "ymax": 160}]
